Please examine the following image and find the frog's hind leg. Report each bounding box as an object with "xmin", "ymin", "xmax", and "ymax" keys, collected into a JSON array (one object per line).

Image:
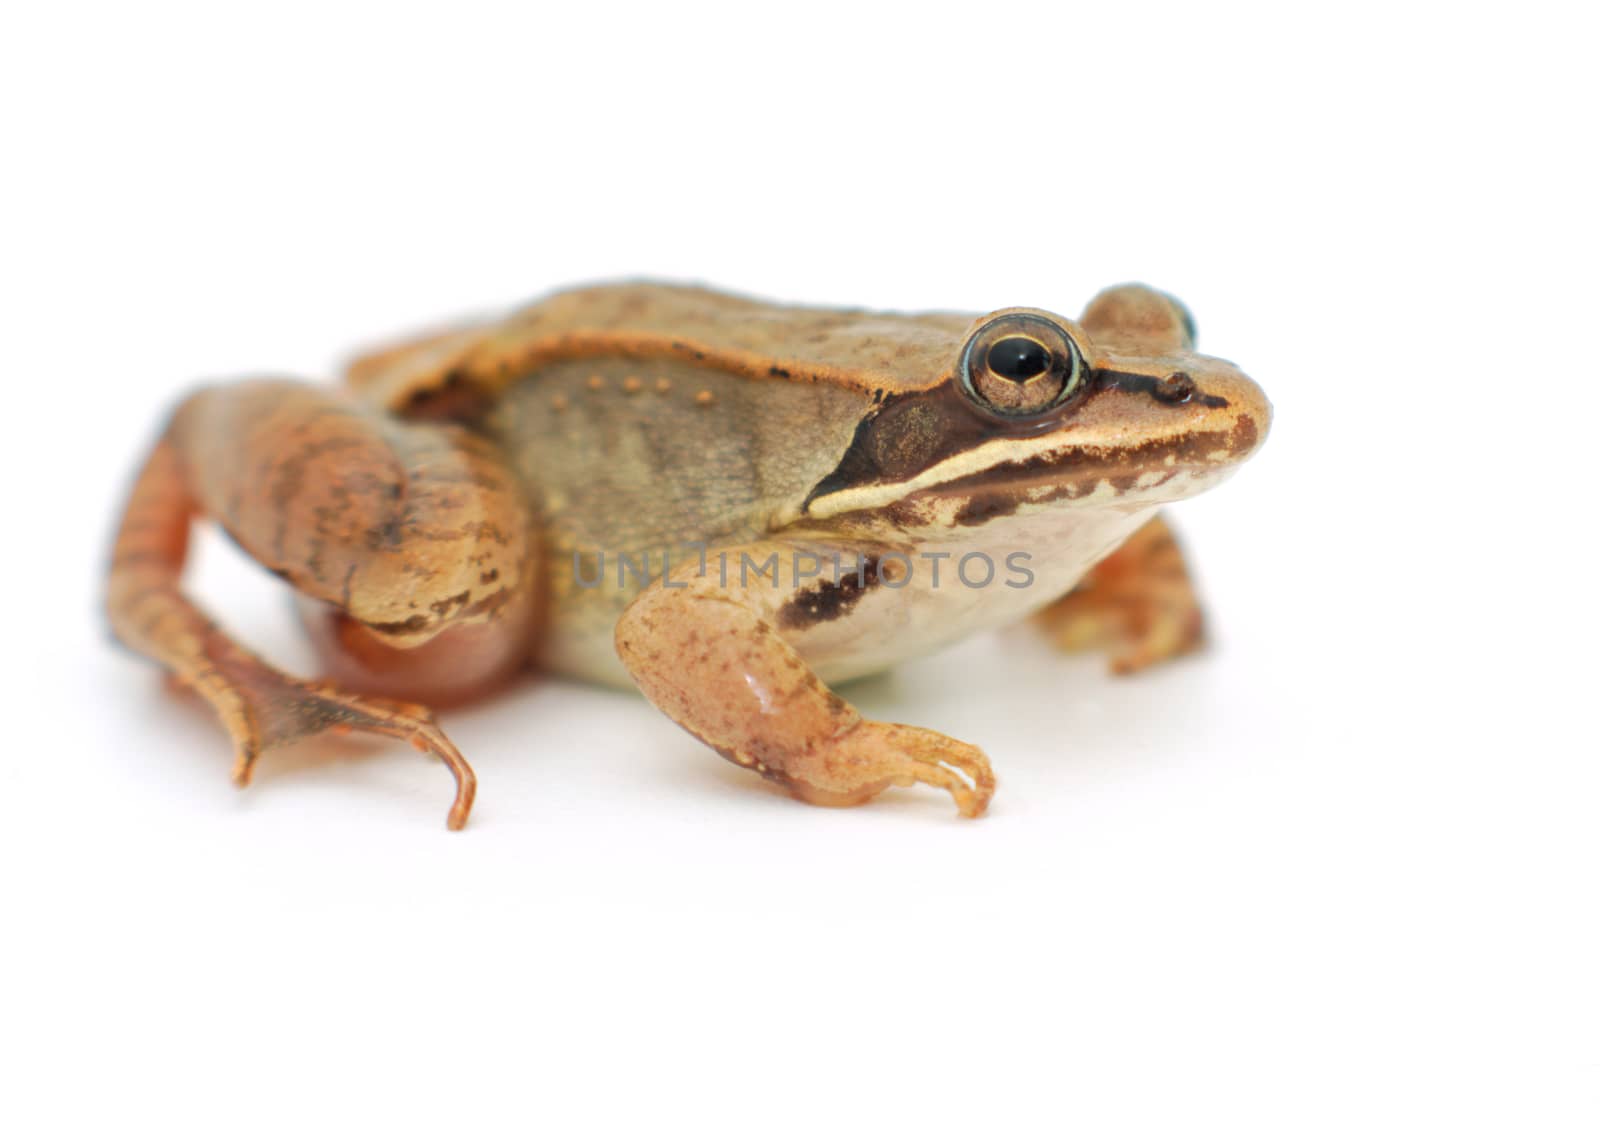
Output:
[
  {"xmin": 107, "ymin": 381, "xmax": 540, "ymax": 829},
  {"xmin": 1034, "ymin": 514, "xmax": 1205, "ymax": 675},
  {"xmin": 614, "ymin": 543, "xmax": 995, "ymax": 817}
]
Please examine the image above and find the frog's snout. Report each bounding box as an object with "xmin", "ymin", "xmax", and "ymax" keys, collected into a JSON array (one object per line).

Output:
[{"xmin": 1192, "ymin": 362, "xmax": 1272, "ymax": 466}]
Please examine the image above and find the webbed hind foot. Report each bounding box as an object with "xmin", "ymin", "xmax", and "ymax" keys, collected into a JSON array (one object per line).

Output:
[{"xmin": 167, "ymin": 640, "xmax": 478, "ymax": 830}]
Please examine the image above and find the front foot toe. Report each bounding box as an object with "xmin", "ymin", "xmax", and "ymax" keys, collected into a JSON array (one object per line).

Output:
[{"xmin": 785, "ymin": 721, "xmax": 996, "ymax": 817}]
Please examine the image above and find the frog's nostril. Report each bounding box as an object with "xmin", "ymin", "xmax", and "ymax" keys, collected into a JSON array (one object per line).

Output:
[{"xmin": 1153, "ymin": 371, "xmax": 1196, "ymax": 404}]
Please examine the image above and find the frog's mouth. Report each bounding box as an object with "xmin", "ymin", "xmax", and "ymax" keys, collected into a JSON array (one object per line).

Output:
[
  {"xmin": 847, "ymin": 427, "xmax": 1251, "ymax": 537},
  {"xmin": 908, "ymin": 412, "xmax": 1262, "ymax": 519}
]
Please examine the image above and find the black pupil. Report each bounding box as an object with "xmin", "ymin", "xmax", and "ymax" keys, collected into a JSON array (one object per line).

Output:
[{"xmin": 987, "ymin": 336, "xmax": 1051, "ymax": 381}]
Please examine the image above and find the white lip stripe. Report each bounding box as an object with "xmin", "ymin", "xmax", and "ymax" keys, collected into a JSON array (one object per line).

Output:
[{"xmin": 797, "ymin": 432, "xmax": 1088, "ymax": 521}]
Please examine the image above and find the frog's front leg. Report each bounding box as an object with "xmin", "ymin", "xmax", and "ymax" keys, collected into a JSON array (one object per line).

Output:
[
  {"xmin": 107, "ymin": 381, "xmax": 540, "ymax": 829},
  {"xmin": 614, "ymin": 544, "xmax": 995, "ymax": 816},
  {"xmin": 1034, "ymin": 514, "xmax": 1205, "ymax": 675}
]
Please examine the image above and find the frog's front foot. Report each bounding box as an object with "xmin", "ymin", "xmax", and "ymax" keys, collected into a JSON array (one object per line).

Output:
[
  {"xmin": 781, "ymin": 720, "xmax": 994, "ymax": 817},
  {"xmin": 615, "ymin": 539, "xmax": 998, "ymax": 819}
]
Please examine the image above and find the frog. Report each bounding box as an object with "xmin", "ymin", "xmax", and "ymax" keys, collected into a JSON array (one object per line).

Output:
[{"xmin": 106, "ymin": 281, "xmax": 1270, "ymax": 828}]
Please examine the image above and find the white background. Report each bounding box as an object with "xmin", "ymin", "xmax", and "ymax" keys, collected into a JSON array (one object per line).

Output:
[{"xmin": 3, "ymin": 2, "xmax": 1595, "ymax": 1127}]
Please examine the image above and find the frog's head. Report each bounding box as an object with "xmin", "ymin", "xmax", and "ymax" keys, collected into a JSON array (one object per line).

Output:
[{"xmin": 798, "ymin": 284, "xmax": 1271, "ymax": 530}]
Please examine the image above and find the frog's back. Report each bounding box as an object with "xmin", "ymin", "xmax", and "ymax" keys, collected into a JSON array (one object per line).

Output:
[{"xmin": 346, "ymin": 281, "xmax": 977, "ymax": 411}]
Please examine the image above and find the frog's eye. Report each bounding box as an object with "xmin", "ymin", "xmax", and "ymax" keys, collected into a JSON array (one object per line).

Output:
[{"xmin": 958, "ymin": 313, "xmax": 1085, "ymax": 416}]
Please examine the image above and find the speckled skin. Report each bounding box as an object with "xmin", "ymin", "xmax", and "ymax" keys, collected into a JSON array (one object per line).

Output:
[{"xmin": 106, "ymin": 282, "xmax": 1270, "ymax": 827}]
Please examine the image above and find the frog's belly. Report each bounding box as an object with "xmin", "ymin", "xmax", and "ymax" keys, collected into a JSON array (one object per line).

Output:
[{"xmin": 535, "ymin": 503, "xmax": 1155, "ymax": 689}]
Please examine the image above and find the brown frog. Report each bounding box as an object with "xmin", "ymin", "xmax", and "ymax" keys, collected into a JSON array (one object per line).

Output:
[{"xmin": 107, "ymin": 282, "xmax": 1270, "ymax": 827}]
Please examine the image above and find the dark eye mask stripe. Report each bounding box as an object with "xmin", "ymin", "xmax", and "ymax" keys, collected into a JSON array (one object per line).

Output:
[{"xmin": 802, "ymin": 368, "xmax": 1229, "ymax": 514}]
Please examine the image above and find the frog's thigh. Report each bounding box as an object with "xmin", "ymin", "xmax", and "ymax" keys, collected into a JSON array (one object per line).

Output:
[
  {"xmin": 1034, "ymin": 513, "xmax": 1205, "ymax": 675},
  {"xmin": 107, "ymin": 380, "xmax": 540, "ymax": 829},
  {"xmin": 614, "ymin": 542, "xmax": 995, "ymax": 817}
]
